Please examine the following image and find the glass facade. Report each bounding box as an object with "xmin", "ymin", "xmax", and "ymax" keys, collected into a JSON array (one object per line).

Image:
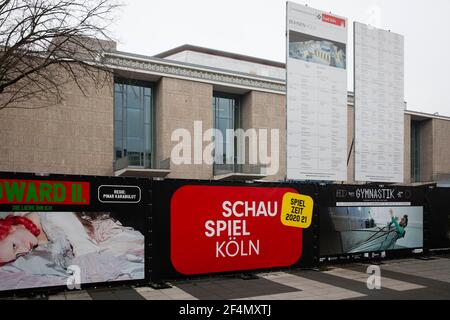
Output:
[
  {"xmin": 213, "ymin": 93, "xmax": 241, "ymax": 175},
  {"xmin": 411, "ymin": 120, "xmax": 421, "ymax": 182},
  {"xmin": 114, "ymin": 78, "xmax": 153, "ymax": 168}
]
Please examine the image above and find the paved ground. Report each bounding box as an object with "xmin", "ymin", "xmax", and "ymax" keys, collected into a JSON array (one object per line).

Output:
[{"xmin": 3, "ymin": 256, "xmax": 450, "ymax": 300}]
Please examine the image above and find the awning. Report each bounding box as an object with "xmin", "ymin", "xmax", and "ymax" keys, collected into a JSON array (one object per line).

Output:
[
  {"xmin": 213, "ymin": 172, "xmax": 267, "ymax": 181},
  {"xmin": 114, "ymin": 168, "xmax": 171, "ymax": 179}
]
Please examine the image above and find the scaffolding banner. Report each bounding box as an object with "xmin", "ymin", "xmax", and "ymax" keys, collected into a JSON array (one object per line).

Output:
[
  {"xmin": 319, "ymin": 185, "xmax": 425, "ymax": 259},
  {"xmin": 151, "ymin": 180, "xmax": 317, "ymax": 280},
  {"xmin": 354, "ymin": 22, "xmax": 405, "ymax": 183},
  {"xmin": 427, "ymin": 187, "xmax": 450, "ymax": 251},
  {"xmin": 0, "ymin": 172, "xmax": 150, "ymax": 294},
  {"xmin": 286, "ymin": 2, "xmax": 348, "ymax": 182}
]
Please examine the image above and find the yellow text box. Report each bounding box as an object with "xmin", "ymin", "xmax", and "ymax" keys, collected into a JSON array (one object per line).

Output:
[{"xmin": 281, "ymin": 192, "xmax": 314, "ymax": 229}]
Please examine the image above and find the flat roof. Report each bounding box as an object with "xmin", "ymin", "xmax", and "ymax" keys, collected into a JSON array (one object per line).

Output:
[
  {"xmin": 113, "ymin": 46, "xmax": 450, "ymax": 120},
  {"xmin": 154, "ymin": 44, "xmax": 286, "ymax": 69},
  {"xmin": 405, "ymin": 110, "xmax": 450, "ymax": 121}
]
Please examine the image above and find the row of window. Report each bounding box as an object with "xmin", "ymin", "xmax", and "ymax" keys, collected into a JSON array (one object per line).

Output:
[
  {"xmin": 114, "ymin": 78, "xmax": 240, "ymax": 175},
  {"xmin": 114, "ymin": 79, "xmax": 152, "ymax": 168},
  {"xmin": 114, "ymin": 78, "xmax": 422, "ymax": 179}
]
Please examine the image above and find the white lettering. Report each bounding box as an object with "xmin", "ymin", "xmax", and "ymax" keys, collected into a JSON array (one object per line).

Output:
[
  {"xmin": 222, "ymin": 201, "xmax": 232, "ymax": 217},
  {"xmin": 204, "ymin": 220, "xmax": 215, "ymax": 237},
  {"xmin": 204, "ymin": 220, "xmax": 250, "ymax": 237},
  {"xmin": 220, "ymin": 201, "xmax": 278, "ymax": 218},
  {"xmin": 215, "ymin": 239, "xmax": 260, "ymax": 258}
]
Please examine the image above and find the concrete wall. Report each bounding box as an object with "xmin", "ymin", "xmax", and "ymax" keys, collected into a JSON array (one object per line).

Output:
[
  {"xmin": 419, "ymin": 119, "xmax": 434, "ymax": 182},
  {"xmin": 404, "ymin": 114, "xmax": 412, "ymax": 184},
  {"xmin": 155, "ymin": 77, "xmax": 213, "ymax": 179},
  {"xmin": 432, "ymin": 119, "xmax": 450, "ymax": 181},
  {"xmin": 155, "ymin": 86, "xmax": 417, "ymax": 184},
  {"xmin": 0, "ymin": 71, "xmax": 114, "ymax": 176},
  {"xmin": 165, "ymin": 50, "xmax": 285, "ymax": 80},
  {"xmin": 241, "ymin": 91, "xmax": 286, "ymax": 181},
  {"xmin": 1, "ymin": 66, "xmax": 448, "ymax": 184},
  {"xmin": 415, "ymin": 118, "xmax": 450, "ymax": 183}
]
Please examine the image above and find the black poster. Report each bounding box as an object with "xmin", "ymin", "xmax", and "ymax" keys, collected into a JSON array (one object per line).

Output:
[
  {"xmin": 319, "ymin": 185, "xmax": 426, "ymax": 258},
  {"xmin": 427, "ymin": 187, "xmax": 450, "ymax": 250}
]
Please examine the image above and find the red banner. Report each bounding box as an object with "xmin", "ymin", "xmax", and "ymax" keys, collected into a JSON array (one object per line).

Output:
[
  {"xmin": 0, "ymin": 179, "xmax": 90, "ymax": 205},
  {"xmin": 322, "ymin": 13, "xmax": 346, "ymax": 27},
  {"xmin": 171, "ymin": 186, "xmax": 302, "ymax": 275}
]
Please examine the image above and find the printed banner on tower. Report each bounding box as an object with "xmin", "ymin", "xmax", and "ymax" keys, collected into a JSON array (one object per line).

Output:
[
  {"xmin": 354, "ymin": 22, "xmax": 405, "ymax": 183},
  {"xmin": 286, "ymin": 2, "xmax": 348, "ymax": 181}
]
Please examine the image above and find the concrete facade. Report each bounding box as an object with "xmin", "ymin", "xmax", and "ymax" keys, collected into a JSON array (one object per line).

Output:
[
  {"xmin": 155, "ymin": 77, "xmax": 213, "ymax": 180},
  {"xmin": 0, "ymin": 45, "xmax": 449, "ymax": 184},
  {"xmin": 404, "ymin": 114, "xmax": 412, "ymax": 184},
  {"xmin": 0, "ymin": 71, "xmax": 114, "ymax": 176},
  {"xmin": 428, "ymin": 119, "xmax": 450, "ymax": 182},
  {"xmin": 419, "ymin": 119, "xmax": 434, "ymax": 183},
  {"xmin": 409, "ymin": 116, "xmax": 450, "ymax": 184},
  {"xmin": 241, "ymin": 91, "xmax": 286, "ymax": 181}
]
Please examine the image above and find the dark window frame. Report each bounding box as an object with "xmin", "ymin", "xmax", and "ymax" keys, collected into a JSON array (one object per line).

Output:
[
  {"xmin": 114, "ymin": 77, "xmax": 155, "ymax": 169},
  {"xmin": 213, "ymin": 92, "xmax": 241, "ymax": 175}
]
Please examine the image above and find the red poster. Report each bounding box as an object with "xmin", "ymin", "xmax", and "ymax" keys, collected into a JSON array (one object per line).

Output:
[{"xmin": 171, "ymin": 186, "xmax": 302, "ymax": 275}]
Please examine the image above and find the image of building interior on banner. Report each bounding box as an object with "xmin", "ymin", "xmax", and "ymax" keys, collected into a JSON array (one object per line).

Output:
[
  {"xmin": 289, "ymin": 31, "xmax": 346, "ymax": 69},
  {"xmin": 286, "ymin": 2, "xmax": 348, "ymax": 182},
  {"xmin": 0, "ymin": 211, "xmax": 145, "ymax": 292},
  {"xmin": 320, "ymin": 206, "xmax": 423, "ymax": 256}
]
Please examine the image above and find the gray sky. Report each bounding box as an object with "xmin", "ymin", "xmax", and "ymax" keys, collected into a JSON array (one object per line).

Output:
[{"xmin": 112, "ymin": 0, "xmax": 450, "ymax": 117}]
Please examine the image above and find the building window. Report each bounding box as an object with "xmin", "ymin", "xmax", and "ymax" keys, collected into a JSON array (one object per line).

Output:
[
  {"xmin": 213, "ymin": 93, "xmax": 241, "ymax": 175},
  {"xmin": 411, "ymin": 120, "xmax": 421, "ymax": 182},
  {"xmin": 114, "ymin": 78, "xmax": 153, "ymax": 168}
]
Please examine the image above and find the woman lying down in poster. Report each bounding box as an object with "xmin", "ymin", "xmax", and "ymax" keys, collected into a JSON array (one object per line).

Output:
[
  {"xmin": 348, "ymin": 208, "xmax": 409, "ymax": 253},
  {"xmin": 0, "ymin": 212, "xmax": 144, "ymax": 291}
]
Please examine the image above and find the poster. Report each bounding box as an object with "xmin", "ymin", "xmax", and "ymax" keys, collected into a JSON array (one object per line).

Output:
[
  {"xmin": 428, "ymin": 187, "xmax": 450, "ymax": 250},
  {"xmin": 286, "ymin": 2, "xmax": 348, "ymax": 181},
  {"xmin": 354, "ymin": 22, "xmax": 405, "ymax": 183},
  {"xmin": 0, "ymin": 174, "xmax": 149, "ymax": 293},
  {"xmin": 320, "ymin": 206, "xmax": 423, "ymax": 255},
  {"xmin": 319, "ymin": 185, "xmax": 424, "ymax": 257},
  {"xmin": 148, "ymin": 181, "xmax": 316, "ymax": 280}
]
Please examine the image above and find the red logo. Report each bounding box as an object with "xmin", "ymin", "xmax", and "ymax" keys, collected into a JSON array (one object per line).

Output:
[
  {"xmin": 0, "ymin": 179, "xmax": 90, "ymax": 205},
  {"xmin": 170, "ymin": 186, "xmax": 302, "ymax": 275},
  {"xmin": 322, "ymin": 14, "xmax": 346, "ymax": 27}
]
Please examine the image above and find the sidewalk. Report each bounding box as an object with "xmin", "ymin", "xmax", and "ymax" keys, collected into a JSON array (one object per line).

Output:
[{"xmin": 3, "ymin": 256, "xmax": 450, "ymax": 300}]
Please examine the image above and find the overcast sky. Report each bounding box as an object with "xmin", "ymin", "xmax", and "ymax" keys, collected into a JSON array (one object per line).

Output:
[{"xmin": 112, "ymin": 0, "xmax": 450, "ymax": 116}]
